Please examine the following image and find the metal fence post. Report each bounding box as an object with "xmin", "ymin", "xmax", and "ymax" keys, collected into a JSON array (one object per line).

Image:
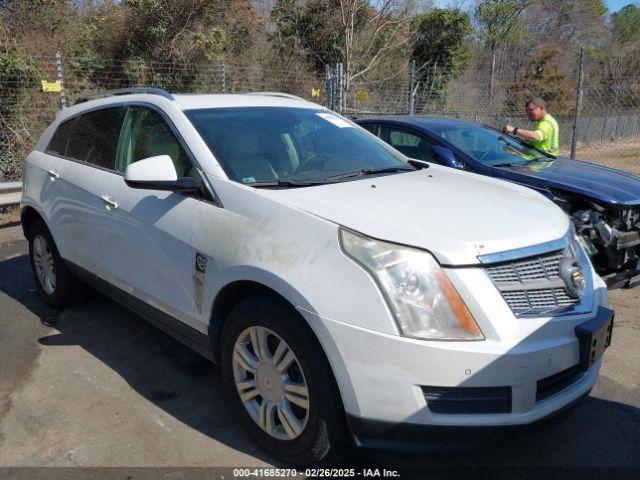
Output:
[
  {"xmin": 336, "ymin": 62, "xmax": 343, "ymax": 116},
  {"xmin": 570, "ymin": 48, "xmax": 584, "ymax": 159},
  {"xmin": 325, "ymin": 65, "xmax": 334, "ymax": 111},
  {"xmin": 221, "ymin": 63, "xmax": 226, "ymax": 93},
  {"xmin": 56, "ymin": 51, "xmax": 67, "ymax": 109},
  {"xmin": 408, "ymin": 59, "xmax": 416, "ymax": 115}
]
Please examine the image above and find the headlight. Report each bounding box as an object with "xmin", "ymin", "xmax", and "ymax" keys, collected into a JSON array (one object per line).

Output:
[{"xmin": 340, "ymin": 229, "xmax": 483, "ymax": 341}]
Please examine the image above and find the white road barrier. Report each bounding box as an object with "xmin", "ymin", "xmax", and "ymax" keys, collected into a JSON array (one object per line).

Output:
[{"xmin": 0, "ymin": 182, "xmax": 22, "ymax": 208}]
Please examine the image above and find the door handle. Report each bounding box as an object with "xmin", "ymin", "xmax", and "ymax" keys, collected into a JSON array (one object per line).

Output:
[
  {"xmin": 47, "ymin": 169, "xmax": 59, "ymax": 181},
  {"xmin": 100, "ymin": 195, "xmax": 118, "ymax": 211}
]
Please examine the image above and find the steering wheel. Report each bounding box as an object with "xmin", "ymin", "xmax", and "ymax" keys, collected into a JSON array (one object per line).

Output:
[{"xmin": 296, "ymin": 153, "xmax": 330, "ymax": 173}]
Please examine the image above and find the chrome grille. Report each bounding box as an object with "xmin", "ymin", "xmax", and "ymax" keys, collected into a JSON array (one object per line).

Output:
[
  {"xmin": 485, "ymin": 250, "xmax": 564, "ymax": 283},
  {"xmin": 484, "ymin": 247, "xmax": 582, "ymax": 316}
]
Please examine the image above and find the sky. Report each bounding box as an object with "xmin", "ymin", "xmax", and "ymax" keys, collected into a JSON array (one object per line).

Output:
[{"xmin": 430, "ymin": 0, "xmax": 637, "ymax": 13}]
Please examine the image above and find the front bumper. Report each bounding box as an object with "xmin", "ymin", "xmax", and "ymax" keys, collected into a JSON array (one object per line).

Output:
[
  {"xmin": 346, "ymin": 388, "xmax": 592, "ymax": 451},
  {"xmin": 298, "ymin": 301, "xmax": 607, "ymax": 448}
]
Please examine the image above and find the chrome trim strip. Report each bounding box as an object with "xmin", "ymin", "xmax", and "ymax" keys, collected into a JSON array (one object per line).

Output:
[{"xmin": 478, "ymin": 233, "xmax": 570, "ymax": 264}]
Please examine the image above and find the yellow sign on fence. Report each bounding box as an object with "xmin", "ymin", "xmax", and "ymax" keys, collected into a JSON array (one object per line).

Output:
[
  {"xmin": 356, "ymin": 91, "xmax": 368, "ymax": 101},
  {"xmin": 41, "ymin": 80, "xmax": 62, "ymax": 93},
  {"xmin": 311, "ymin": 88, "xmax": 320, "ymax": 98}
]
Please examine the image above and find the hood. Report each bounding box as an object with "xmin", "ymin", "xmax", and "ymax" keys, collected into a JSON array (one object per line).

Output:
[
  {"xmin": 498, "ymin": 157, "xmax": 640, "ymax": 206},
  {"xmin": 264, "ymin": 166, "xmax": 570, "ymax": 265}
]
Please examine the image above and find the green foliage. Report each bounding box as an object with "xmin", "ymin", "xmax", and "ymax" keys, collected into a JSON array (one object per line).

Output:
[
  {"xmin": 0, "ymin": 49, "xmax": 43, "ymax": 181},
  {"xmin": 410, "ymin": 8, "xmax": 472, "ymax": 112},
  {"xmin": 271, "ymin": 0, "xmax": 339, "ymax": 72},
  {"xmin": 270, "ymin": 0, "xmax": 368, "ymax": 74},
  {"xmin": 612, "ymin": 4, "xmax": 640, "ymax": 45},
  {"xmin": 474, "ymin": 0, "xmax": 529, "ymax": 48},
  {"xmin": 504, "ymin": 49, "xmax": 572, "ymax": 116},
  {"xmin": 411, "ymin": 9, "xmax": 472, "ymax": 85},
  {"xmin": 194, "ymin": 27, "xmax": 227, "ymax": 61}
]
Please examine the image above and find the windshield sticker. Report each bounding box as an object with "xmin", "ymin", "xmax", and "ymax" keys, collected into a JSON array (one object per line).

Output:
[
  {"xmin": 316, "ymin": 112, "xmax": 353, "ymax": 128},
  {"xmin": 242, "ymin": 177, "xmax": 256, "ymax": 183}
]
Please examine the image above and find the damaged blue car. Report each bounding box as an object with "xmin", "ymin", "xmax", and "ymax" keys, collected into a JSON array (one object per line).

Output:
[{"xmin": 356, "ymin": 116, "xmax": 640, "ymax": 288}]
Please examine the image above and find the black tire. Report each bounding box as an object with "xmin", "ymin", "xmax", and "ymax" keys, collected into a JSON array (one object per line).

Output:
[
  {"xmin": 28, "ymin": 219, "xmax": 85, "ymax": 308},
  {"xmin": 220, "ymin": 295, "xmax": 348, "ymax": 466}
]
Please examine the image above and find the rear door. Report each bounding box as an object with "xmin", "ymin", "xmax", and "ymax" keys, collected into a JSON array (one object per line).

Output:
[
  {"xmin": 46, "ymin": 106, "xmax": 125, "ymax": 273},
  {"xmin": 99, "ymin": 105, "xmax": 203, "ymax": 331}
]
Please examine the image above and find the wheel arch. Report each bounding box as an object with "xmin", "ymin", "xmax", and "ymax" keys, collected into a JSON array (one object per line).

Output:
[
  {"xmin": 207, "ymin": 279, "xmax": 351, "ymax": 419},
  {"xmin": 209, "ymin": 280, "xmax": 305, "ymax": 362},
  {"xmin": 21, "ymin": 205, "xmax": 47, "ymax": 239}
]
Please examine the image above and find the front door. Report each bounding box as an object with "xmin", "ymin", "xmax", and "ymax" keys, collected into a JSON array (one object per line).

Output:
[{"xmin": 99, "ymin": 105, "xmax": 203, "ymax": 331}]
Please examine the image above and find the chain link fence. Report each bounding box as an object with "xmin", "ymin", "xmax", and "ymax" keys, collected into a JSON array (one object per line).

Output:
[{"xmin": 2, "ymin": 53, "xmax": 640, "ymax": 182}]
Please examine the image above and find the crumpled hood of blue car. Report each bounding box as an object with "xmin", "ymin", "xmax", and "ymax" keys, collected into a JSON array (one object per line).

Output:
[{"xmin": 499, "ymin": 156, "xmax": 640, "ymax": 206}]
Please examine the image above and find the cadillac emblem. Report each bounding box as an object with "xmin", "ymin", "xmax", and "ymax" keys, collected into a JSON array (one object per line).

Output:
[{"xmin": 559, "ymin": 257, "xmax": 585, "ymax": 299}]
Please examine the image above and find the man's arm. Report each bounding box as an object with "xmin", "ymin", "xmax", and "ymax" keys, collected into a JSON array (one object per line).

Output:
[{"xmin": 503, "ymin": 124, "xmax": 543, "ymax": 142}]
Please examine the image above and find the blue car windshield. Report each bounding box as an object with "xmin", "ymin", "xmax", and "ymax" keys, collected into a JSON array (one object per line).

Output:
[
  {"xmin": 186, "ymin": 107, "xmax": 408, "ymax": 185},
  {"xmin": 429, "ymin": 124, "xmax": 552, "ymax": 166}
]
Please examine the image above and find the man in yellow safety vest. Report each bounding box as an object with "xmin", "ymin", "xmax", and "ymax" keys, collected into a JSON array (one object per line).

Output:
[{"xmin": 503, "ymin": 97, "xmax": 559, "ymax": 156}]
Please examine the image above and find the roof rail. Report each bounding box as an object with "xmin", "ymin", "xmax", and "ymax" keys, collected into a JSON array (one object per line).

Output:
[
  {"xmin": 73, "ymin": 87, "xmax": 174, "ymax": 105},
  {"xmin": 246, "ymin": 92, "xmax": 304, "ymax": 101}
]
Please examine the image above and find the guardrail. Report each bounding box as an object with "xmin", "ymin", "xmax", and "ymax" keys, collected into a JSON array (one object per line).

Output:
[{"xmin": 0, "ymin": 182, "xmax": 22, "ymax": 208}]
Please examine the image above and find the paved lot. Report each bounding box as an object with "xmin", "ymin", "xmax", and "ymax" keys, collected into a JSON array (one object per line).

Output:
[{"xmin": 0, "ymin": 225, "xmax": 638, "ymax": 470}]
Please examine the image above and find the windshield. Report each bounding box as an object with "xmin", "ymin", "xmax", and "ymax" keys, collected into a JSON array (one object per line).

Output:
[
  {"xmin": 186, "ymin": 107, "xmax": 409, "ymax": 185},
  {"xmin": 429, "ymin": 123, "xmax": 553, "ymax": 167}
]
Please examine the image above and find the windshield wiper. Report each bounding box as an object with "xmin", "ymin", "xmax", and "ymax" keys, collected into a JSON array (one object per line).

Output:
[
  {"xmin": 406, "ymin": 158, "xmax": 430, "ymax": 169},
  {"xmin": 248, "ymin": 179, "xmax": 330, "ymax": 188},
  {"xmin": 326, "ymin": 166, "xmax": 414, "ymax": 181}
]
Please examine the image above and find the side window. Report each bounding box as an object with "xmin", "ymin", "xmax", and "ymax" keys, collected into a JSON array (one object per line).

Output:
[
  {"xmin": 46, "ymin": 119, "xmax": 75, "ymax": 156},
  {"xmin": 389, "ymin": 130, "xmax": 420, "ymax": 147},
  {"xmin": 116, "ymin": 106, "xmax": 193, "ymax": 178},
  {"xmin": 380, "ymin": 126, "xmax": 434, "ymax": 162},
  {"xmin": 66, "ymin": 107, "xmax": 124, "ymax": 169}
]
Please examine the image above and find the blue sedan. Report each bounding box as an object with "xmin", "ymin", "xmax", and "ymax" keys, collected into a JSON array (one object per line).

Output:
[{"xmin": 355, "ymin": 116, "xmax": 640, "ymax": 288}]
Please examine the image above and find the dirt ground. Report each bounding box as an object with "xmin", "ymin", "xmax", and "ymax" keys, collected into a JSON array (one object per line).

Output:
[
  {"xmin": 575, "ymin": 142, "xmax": 640, "ymax": 175},
  {"xmin": 0, "ymin": 206, "xmax": 20, "ymax": 229}
]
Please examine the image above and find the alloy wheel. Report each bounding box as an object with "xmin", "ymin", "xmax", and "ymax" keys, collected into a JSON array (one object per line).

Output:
[
  {"xmin": 232, "ymin": 326, "xmax": 310, "ymax": 440},
  {"xmin": 33, "ymin": 234, "xmax": 56, "ymax": 295}
]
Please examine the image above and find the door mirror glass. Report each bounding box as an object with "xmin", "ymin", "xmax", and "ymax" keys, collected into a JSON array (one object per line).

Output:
[
  {"xmin": 124, "ymin": 155, "xmax": 200, "ymax": 192},
  {"xmin": 432, "ymin": 145, "xmax": 464, "ymax": 169}
]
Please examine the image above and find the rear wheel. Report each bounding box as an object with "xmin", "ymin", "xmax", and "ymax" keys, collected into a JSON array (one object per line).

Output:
[
  {"xmin": 28, "ymin": 220, "xmax": 85, "ymax": 308},
  {"xmin": 220, "ymin": 295, "xmax": 348, "ymax": 465}
]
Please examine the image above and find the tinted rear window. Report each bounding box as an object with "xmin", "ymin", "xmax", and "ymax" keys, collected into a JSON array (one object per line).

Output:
[
  {"xmin": 46, "ymin": 119, "xmax": 75, "ymax": 156},
  {"xmin": 66, "ymin": 107, "xmax": 124, "ymax": 169}
]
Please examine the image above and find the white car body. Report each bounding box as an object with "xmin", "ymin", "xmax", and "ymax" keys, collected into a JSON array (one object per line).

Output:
[{"xmin": 22, "ymin": 91, "xmax": 610, "ymax": 452}]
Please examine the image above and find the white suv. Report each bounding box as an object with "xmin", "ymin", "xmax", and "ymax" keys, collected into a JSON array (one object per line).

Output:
[{"xmin": 21, "ymin": 88, "xmax": 613, "ymax": 464}]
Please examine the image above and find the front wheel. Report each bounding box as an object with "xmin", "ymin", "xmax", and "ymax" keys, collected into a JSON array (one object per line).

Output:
[{"xmin": 220, "ymin": 295, "xmax": 348, "ymax": 465}]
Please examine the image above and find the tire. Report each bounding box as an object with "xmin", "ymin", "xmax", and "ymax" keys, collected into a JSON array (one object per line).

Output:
[
  {"xmin": 28, "ymin": 219, "xmax": 85, "ymax": 308},
  {"xmin": 220, "ymin": 295, "xmax": 348, "ymax": 466}
]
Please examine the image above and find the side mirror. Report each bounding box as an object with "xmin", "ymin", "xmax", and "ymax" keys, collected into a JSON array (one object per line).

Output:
[
  {"xmin": 432, "ymin": 145, "xmax": 464, "ymax": 169},
  {"xmin": 124, "ymin": 155, "xmax": 201, "ymax": 192}
]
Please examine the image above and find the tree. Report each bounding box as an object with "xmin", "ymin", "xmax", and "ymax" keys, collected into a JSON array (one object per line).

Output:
[
  {"xmin": 612, "ymin": 4, "xmax": 640, "ymax": 46},
  {"xmin": 504, "ymin": 49, "xmax": 572, "ymax": 117},
  {"xmin": 271, "ymin": 1, "xmax": 413, "ymax": 88},
  {"xmin": 411, "ymin": 8, "xmax": 472, "ymax": 109},
  {"xmin": 474, "ymin": 0, "xmax": 531, "ymax": 101}
]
